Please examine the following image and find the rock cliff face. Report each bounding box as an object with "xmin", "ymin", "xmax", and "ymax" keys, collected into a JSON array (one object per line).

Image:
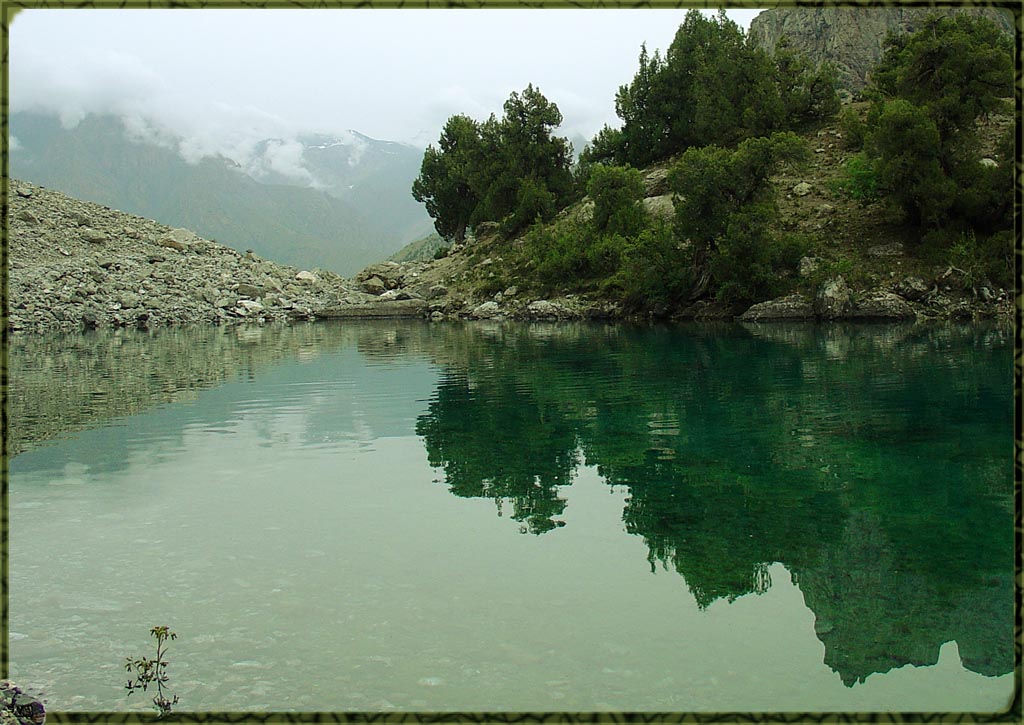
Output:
[{"xmin": 748, "ymin": 7, "xmax": 1014, "ymax": 91}]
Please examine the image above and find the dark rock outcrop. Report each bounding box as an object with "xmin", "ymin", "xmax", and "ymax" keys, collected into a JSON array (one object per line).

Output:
[{"xmin": 0, "ymin": 682, "xmax": 44, "ymax": 725}]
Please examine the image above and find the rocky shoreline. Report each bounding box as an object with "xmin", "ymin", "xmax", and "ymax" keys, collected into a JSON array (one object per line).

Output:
[
  {"xmin": 6, "ymin": 179, "xmax": 1012, "ymax": 333},
  {"xmin": 0, "ymin": 681, "xmax": 44, "ymax": 725}
]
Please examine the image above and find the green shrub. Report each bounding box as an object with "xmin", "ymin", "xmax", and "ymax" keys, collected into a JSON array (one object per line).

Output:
[
  {"xmin": 831, "ymin": 153, "xmax": 880, "ymax": 204},
  {"xmin": 949, "ymin": 229, "xmax": 1013, "ymax": 290},
  {"xmin": 838, "ymin": 107, "xmax": 867, "ymax": 150},
  {"xmin": 585, "ymin": 232, "xmax": 626, "ymax": 279},
  {"xmin": 587, "ymin": 164, "xmax": 647, "ymax": 238},
  {"xmin": 523, "ymin": 218, "xmax": 593, "ymax": 288},
  {"xmin": 711, "ymin": 202, "xmax": 803, "ymax": 303},
  {"xmin": 611, "ymin": 219, "xmax": 694, "ymax": 309},
  {"xmin": 668, "ymin": 133, "xmax": 808, "ymax": 305}
]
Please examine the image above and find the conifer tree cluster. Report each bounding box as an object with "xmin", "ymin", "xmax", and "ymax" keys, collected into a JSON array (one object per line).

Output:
[
  {"xmin": 586, "ymin": 10, "xmax": 839, "ymax": 168},
  {"xmin": 413, "ymin": 9, "xmax": 1013, "ymax": 307}
]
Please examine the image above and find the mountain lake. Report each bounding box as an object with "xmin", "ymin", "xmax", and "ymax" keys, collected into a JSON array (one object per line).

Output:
[{"xmin": 6, "ymin": 320, "xmax": 1015, "ymax": 714}]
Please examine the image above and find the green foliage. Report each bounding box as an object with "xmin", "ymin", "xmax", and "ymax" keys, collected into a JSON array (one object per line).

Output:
[
  {"xmin": 948, "ymin": 229, "xmax": 1014, "ymax": 290},
  {"xmin": 831, "ymin": 153, "xmax": 881, "ymax": 204},
  {"xmin": 708, "ymin": 202, "xmax": 806, "ymax": 303},
  {"xmin": 838, "ymin": 107, "xmax": 867, "ymax": 151},
  {"xmin": 496, "ymin": 85, "xmax": 575, "ymax": 208},
  {"xmin": 611, "ymin": 218, "xmax": 695, "ymax": 309},
  {"xmin": 124, "ymin": 625, "xmax": 179, "ymax": 716},
  {"xmin": 861, "ymin": 12, "xmax": 1013, "ymax": 249},
  {"xmin": 872, "ymin": 14, "xmax": 1012, "ymax": 145},
  {"xmin": 412, "ymin": 114, "xmax": 483, "ymax": 243},
  {"xmin": 867, "ymin": 99, "xmax": 956, "ymax": 227},
  {"xmin": 432, "ymin": 245, "xmax": 450, "ymax": 260},
  {"xmin": 578, "ymin": 125, "xmax": 624, "ymax": 169},
  {"xmin": 414, "ymin": 85, "xmax": 574, "ymax": 242},
  {"xmin": 587, "ymin": 164, "xmax": 646, "ymax": 238},
  {"xmin": 501, "ymin": 177, "xmax": 557, "ymax": 237},
  {"xmin": 523, "ymin": 216, "xmax": 595, "ymax": 287},
  {"xmin": 607, "ymin": 11, "xmax": 839, "ymax": 166},
  {"xmin": 669, "ymin": 132, "xmax": 809, "ymax": 303},
  {"xmin": 772, "ymin": 36, "xmax": 841, "ymax": 129}
]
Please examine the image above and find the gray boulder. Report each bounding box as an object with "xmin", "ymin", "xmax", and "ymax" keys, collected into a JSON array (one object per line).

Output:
[
  {"xmin": 80, "ymin": 228, "xmax": 108, "ymax": 244},
  {"xmin": 738, "ymin": 294, "xmax": 815, "ymax": 322},
  {"xmin": 798, "ymin": 256, "xmax": 820, "ymax": 277},
  {"xmin": 316, "ymin": 299, "xmax": 427, "ymax": 319},
  {"xmin": 642, "ymin": 167, "xmax": 670, "ymax": 196},
  {"xmin": 157, "ymin": 237, "xmax": 187, "ymax": 252},
  {"xmin": 238, "ymin": 299, "xmax": 264, "ymax": 314},
  {"xmin": 355, "ymin": 263, "xmax": 402, "ymax": 290},
  {"xmin": 235, "ymin": 283, "xmax": 264, "ymax": 298},
  {"xmin": 853, "ymin": 291, "xmax": 917, "ymax": 320},
  {"xmin": 641, "ymin": 194, "xmax": 675, "ymax": 221},
  {"xmin": 68, "ymin": 210, "xmax": 91, "ymax": 227},
  {"xmin": 526, "ymin": 299, "xmax": 571, "ymax": 320},
  {"xmin": 359, "ymin": 276, "xmax": 387, "ymax": 295},
  {"xmin": 895, "ymin": 276, "xmax": 929, "ymax": 301},
  {"xmin": 157, "ymin": 228, "xmax": 196, "ymax": 251},
  {"xmin": 470, "ymin": 301, "xmax": 502, "ymax": 319},
  {"xmin": 814, "ymin": 276, "xmax": 854, "ymax": 319},
  {"xmin": 867, "ymin": 242, "xmax": 904, "ymax": 257}
]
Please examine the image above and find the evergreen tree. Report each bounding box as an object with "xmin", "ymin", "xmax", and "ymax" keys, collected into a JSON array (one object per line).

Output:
[
  {"xmin": 863, "ymin": 13, "xmax": 1012, "ymax": 236},
  {"xmin": 413, "ymin": 85, "xmax": 574, "ymax": 239},
  {"xmin": 871, "ymin": 14, "xmax": 1011, "ymax": 148},
  {"xmin": 411, "ymin": 114, "xmax": 482, "ymax": 243},
  {"xmin": 607, "ymin": 10, "xmax": 838, "ymax": 166},
  {"xmin": 614, "ymin": 43, "xmax": 668, "ymax": 166}
]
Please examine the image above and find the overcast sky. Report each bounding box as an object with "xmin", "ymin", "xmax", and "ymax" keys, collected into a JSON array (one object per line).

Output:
[{"xmin": 10, "ymin": 7, "xmax": 763, "ymax": 164}]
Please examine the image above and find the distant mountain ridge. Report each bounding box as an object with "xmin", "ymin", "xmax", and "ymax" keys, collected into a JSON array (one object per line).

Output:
[
  {"xmin": 748, "ymin": 6, "xmax": 1014, "ymax": 92},
  {"xmin": 9, "ymin": 112, "xmax": 434, "ymax": 275}
]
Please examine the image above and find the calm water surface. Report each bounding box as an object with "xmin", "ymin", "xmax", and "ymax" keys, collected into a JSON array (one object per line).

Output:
[{"xmin": 7, "ymin": 321, "xmax": 1015, "ymax": 713}]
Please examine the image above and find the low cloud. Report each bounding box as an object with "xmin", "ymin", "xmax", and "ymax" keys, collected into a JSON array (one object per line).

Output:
[
  {"xmin": 245, "ymin": 139, "xmax": 318, "ymax": 185},
  {"xmin": 12, "ymin": 46, "xmax": 166, "ymax": 126},
  {"xmin": 11, "ymin": 43, "xmax": 326, "ymax": 185}
]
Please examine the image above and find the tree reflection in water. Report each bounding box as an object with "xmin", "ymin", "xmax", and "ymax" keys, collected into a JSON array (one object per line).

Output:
[{"xmin": 414, "ymin": 321, "xmax": 1013, "ymax": 686}]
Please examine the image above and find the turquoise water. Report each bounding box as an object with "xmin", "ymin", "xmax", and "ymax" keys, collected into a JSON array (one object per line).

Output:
[{"xmin": 6, "ymin": 321, "xmax": 1015, "ymax": 713}]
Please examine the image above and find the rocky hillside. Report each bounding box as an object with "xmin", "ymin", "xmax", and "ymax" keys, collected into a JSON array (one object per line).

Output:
[
  {"xmin": 748, "ymin": 7, "xmax": 1014, "ymax": 92},
  {"xmin": 333, "ymin": 105, "xmax": 1012, "ymax": 325},
  {"xmin": 7, "ymin": 179, "xmax": 381, "ymax": 332}
]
